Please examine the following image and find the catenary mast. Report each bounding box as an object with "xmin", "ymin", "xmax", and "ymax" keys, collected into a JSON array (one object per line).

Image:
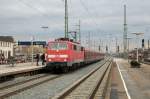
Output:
[
  {"xmin": 123, "ymin": 5, "xmax": 127, "ymax": 55},
  {"xmin": 65, "ymin": 0, "xmax": 69, "ymax": 38}
]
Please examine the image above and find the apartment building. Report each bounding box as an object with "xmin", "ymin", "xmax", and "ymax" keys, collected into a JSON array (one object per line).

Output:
[{"xmin": 0, "ymin": 36, "xmax": 14, "ymax": 58}]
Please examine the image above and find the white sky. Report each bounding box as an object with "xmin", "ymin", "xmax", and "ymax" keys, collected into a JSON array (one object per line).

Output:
[{"xmin": 0, "ymin": 0, "xmax": 150, "ymax": 52}]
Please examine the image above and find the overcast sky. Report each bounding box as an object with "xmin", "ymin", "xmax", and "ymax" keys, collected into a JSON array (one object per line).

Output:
[{"xmin": 0, "ymin": 0, "xmax": 150, "ymax": 52}]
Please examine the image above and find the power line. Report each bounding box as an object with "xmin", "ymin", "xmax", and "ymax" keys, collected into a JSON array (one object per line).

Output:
[
  {"xmin": 79, "ymin": 0, "xmax": 100, "ymax": 27},
  {"xmin": 16, "ymin": 0, "xmax": 52, "ymax": 19}
]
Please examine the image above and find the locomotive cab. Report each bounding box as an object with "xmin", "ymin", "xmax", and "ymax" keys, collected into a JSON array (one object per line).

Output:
[
  {"xmin": 45, "ymin": 38, "xmax": 84, "ymax": 72},
  {"xmin": 46, "ymin": 41, "xmax": 69, "ymax": 66}
]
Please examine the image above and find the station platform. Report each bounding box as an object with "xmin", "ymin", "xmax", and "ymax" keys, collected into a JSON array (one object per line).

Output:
[
  {"xmin": 115, "ymin": 58, "xmax": 150, "ymax": 99},
  {"xmin": 0, "ymin": 62, "xmax": 45, "ymax": 77}
]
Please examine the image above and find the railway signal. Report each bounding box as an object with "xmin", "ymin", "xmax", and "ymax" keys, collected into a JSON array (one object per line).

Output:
[
  {"xmin": 142, "ymin": 39, "xmax": 144, "ymax": 48},
  {"xmin": 117, "ymin": 46, "xmax": 120, "ymax": 53},
  {"xmin": 99, "ymin": 45, "xmax": 101, "ymax": 52},
  {"xmin": 106, "ymin": 45, "xmax": 108, "ymax": 52},
  {"xmin": 148, "ymin": 40, "xmax": 150, "ymax": 49}
]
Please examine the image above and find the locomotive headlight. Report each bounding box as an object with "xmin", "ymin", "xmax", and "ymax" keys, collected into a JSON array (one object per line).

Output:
[
  {"xmin": 49, "ymin": 59, "xmax": 52, "ymax": 61},
  {"xmin": 48, "ymin": 55, "xmax": 55, "ymax": 58},
  {"xmin": 64, "ymin": 59, "xmax": 67, "ymax": 62}
]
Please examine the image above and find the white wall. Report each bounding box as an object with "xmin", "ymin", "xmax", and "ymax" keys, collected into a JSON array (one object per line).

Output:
[{"xmin": 0, "ymin": 41, "xmax": 14, "ymax": 58}]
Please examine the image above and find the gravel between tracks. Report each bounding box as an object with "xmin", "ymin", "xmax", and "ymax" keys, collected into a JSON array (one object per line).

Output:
[
  {"xmin": 63, "ymin": 61, "xmax": 111, "ymax": 99},
  {"xmin": 0, "ymin": 74, "xmax": 48, "ymax": 89},
  {"xmin": 6, "ymin": 59, "xmax": 107, "ymax": 99}
]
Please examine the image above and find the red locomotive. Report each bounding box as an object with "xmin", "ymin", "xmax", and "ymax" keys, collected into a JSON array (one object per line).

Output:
[{"xmin": 45, "ymin": 38, "xmax": 104, "ymax": 72}]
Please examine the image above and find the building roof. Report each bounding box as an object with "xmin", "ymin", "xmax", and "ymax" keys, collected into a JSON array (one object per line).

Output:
[{"xmin": 0, "ymin": 36, "xmax": 14, "ymax": 42}]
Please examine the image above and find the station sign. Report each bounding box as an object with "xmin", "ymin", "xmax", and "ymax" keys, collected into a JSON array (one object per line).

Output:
[{"xmin": 18, "ymin": 41, "xmax": 46, "ymax": 46}]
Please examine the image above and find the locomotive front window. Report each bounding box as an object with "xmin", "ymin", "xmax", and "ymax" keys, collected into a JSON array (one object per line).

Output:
[
  {"xmin": 49, "ymin": 42, "xmax": 67, "ymax": 50},
  {"xmin": 59, "ymin": 43, "xmax": 67, "ymax": 50},
  {"xmin": 49, "ymin": 43, "xmax": 58, "ymax": 50}
]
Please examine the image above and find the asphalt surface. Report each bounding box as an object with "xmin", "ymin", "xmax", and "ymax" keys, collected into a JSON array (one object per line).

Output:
[
  {"xmin": 116, "ymin": 58, "xmax": 150, "ymax": 99},
  {"xmin": 105, "ymin": 61, "xmax": 127, "ymax": 99}
]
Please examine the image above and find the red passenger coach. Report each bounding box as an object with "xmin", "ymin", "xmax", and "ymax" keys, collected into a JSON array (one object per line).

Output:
[
  {"xmin": 45, "ymin": 38, "xmax": 84, "ymax": 72},
  {"xmin": 84, "ymin": 50, "xmax": 104, "ymax": 64}
]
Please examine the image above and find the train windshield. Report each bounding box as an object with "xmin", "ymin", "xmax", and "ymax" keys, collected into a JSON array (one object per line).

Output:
[{"xmin": 49, "ymin": 42, "xmax": 67, "ymax": 50}]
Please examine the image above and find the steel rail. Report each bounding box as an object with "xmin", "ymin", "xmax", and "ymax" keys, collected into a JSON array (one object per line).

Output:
[
  {"xmin": 0, "ymin": 74, "xmax": 62, "ymax": 99},
  {"xmin": 93, "ymin": 60, "xmax": 112, "ymax": 99},
  {"xmin": 0, "ymin": 57, "xmax": 110, "ymax": 99},
  {"xmin": 0, "ymin": 74, "xmax": 49, "ymax": 90},
  {"xmin": 52, "ymin": 57, "xmax": 112, "ymax": 99},
  {"xmin": 89, "ymin": 60, "xmax": 112, "ymax": 99}
]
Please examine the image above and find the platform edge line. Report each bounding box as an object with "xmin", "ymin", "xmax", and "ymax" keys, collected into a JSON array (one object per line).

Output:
[{"xmin": 115, "ymin": 60, "xmax": 131, "ymax": 99}]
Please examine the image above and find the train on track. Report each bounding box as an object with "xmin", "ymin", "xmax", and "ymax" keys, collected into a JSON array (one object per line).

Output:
[{"xmin": 44, "ymin": 38, "xmax": 104, "ymax": 72}]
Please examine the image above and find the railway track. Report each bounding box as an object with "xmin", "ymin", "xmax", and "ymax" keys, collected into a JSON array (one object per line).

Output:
[
  {"xmin": 0, "ymin": 74, "xmax": 49, "ymax": 90},
  {"xmin": 0, "ymin": 58, "xmax": 111, "ymax": 99},
  {"xmin": 52, "ymin": 58, "xmax": 112, "ymax": 99},
  {"xmin": 0, "ymin": 74, "xmax": 62, "ymax": 99}
]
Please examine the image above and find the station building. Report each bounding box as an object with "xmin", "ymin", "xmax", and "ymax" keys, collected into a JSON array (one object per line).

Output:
[{"xmin": 0, "ymin": 36, "xmax": 14, "ymax": 59}]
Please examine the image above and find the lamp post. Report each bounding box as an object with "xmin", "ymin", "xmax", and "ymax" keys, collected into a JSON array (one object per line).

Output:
[
  {"xmin": 132, "ymin": 32, "xmax": 144, "ymax": 62},
  {"xmin": 41, "ymin": 26, "xmax": 49, "ymax": 35},
  {"xmin": 31, "ymin": 36, "xmax": 34, "ymax": 65},
  {"xmin": 41, "ymin": 26, "xmax": 48, "ymax": 29},
  {"xmin": 41, "ymin": 26, "xmax": 49, "ymax": 53},
  {"xmin": 126, "ymin": 37, "xmax": 132, "ymax": 53},
  {"xmin": 126, "ymin": 37, "xmax": 132, "ymax": 62}
]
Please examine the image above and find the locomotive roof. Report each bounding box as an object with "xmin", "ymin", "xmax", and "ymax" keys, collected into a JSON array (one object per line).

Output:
[
  {"xmin": 56, "ymin": 38, "xmax": 80, "ymax": 43},
  {"xmin": 49, "ymin": 37, "xmax": 81, "ymax": 45},
  {"xmin": 49, "ymin": 40, "xmax": 81, "ymax": 45}
]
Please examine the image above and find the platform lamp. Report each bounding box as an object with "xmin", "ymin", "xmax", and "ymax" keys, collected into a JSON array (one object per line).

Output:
[
  {"xmin": 41, "ymin": 26, "xmax": 49, "ymax": 53},
  {"xmin": 125, "ymin": 37, "xmax": 132, "ymax": 62},
  {"xmin": 132, "ymin": 32, "xmax": 144, "ymax": 62},
  {"xmin": 31, "ymin": 36, "xmax": 35, "ymax": 65}
]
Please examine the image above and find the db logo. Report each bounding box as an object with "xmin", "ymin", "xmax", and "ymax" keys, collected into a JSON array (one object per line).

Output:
[{"xmin": 56, "ymin": 55, "xmax": 60, "ymax": 57}]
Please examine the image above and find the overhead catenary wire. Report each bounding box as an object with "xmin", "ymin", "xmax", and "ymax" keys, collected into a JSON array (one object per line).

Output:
[
  {"xmin": 17, "ymin": 0, "xmax": 101, "ymax": 31},
  {"xmin": 16, "ymin": 0, "xmax": 47, "ymax": 16},
  {"xmin": 67, "ymin": 0, "xmax": 97, "ymax": 28},
  {"xmin": 17, "ymin": 0, "xmax": 105, "ymax": 36},
  {"xmin": 79, "ymin": 0, "xmax": 100, "ymax": 28},
  {"xmin": 78, "ymin": 0, "xmax": 107, "ymax": 50},
  {"xmin": 16, "ymin": 0, "xmax": 54, "ymax": 20},
  {"xmin": 15, "ymin": 0, "xmax": 67, "ymax": 35}
]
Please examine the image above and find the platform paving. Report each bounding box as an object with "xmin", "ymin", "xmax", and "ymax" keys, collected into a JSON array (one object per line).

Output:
[
  {"xmin": 115, "ymin": 58, "xmax": 150, "ymax": 99},
  {"xmin": 105, "ymin": 61, "xmax": 127, "ymax": 99},
  {"xmin": 0, "ymin": 62, "xmax": 45, "ymax": 77}
]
